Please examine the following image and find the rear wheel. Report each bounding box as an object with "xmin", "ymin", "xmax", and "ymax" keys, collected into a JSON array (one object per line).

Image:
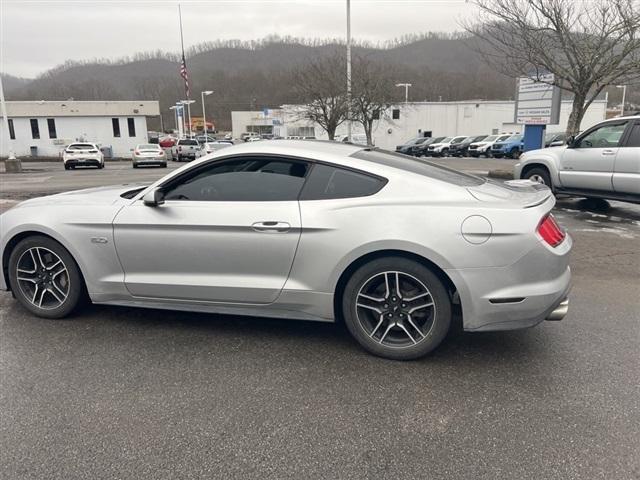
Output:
[
  {"xmin": 8, "ymin": 235, "xmax": 85, "ymax": 319},
  {"xmin": 342, "ymin": 257, "xmax": 451, "ymax": 360},
  {"xmin": 524, "ymin": 167, "xmax": 552, "ymax": 187}
]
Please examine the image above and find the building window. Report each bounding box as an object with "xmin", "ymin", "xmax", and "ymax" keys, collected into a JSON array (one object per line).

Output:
[
  {"xmin": 30, "ymin": 119, "xmax": 40, "ymax": 139},
  {"xmin": 8, "ymin": 119, "xmax": 15, "ymax": 140},
  {"xmin": 127, "ymin": 118, "xmax": 136, "ymax": 137},
  {"xmin": 112, "ymin": 118, "xmax": 121, "ymax": 137},
  {"xmin": 47, "ymin": 118, "xmax": 57, "ymax": 139},
  {"xmin": 287, "ymin": 126, "xmax": 315, "ymax": 137},
  {"xmin": 392, "ymin": 109, "xmax": 400, "ymax": 120}
]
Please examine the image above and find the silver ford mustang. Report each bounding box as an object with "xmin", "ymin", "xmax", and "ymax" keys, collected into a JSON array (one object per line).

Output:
[{"xmin": 0, "ymin": 141, "xmax": 571, "ymax": 360}]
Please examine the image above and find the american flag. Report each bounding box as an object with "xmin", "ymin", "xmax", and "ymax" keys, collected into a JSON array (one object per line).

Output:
[{"xmin": 179, "ymin": 54, "xmax": 190, "ymax": 98}]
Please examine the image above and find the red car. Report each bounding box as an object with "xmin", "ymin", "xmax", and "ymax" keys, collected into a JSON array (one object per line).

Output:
[{"xmin": 158, "ymin": 137, "xmax": 176, "ymax": 148}]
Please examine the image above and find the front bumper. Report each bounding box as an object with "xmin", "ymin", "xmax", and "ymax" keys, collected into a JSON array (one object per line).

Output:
[{"xmin": 447, "ymin": 234, "xmax": 572, "ymax": 332}]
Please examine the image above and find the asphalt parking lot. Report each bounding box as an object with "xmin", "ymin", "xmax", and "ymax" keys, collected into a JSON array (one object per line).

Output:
[{"xmin": 1, "ymin": 158, "xmax": 639, "ymax": 479}]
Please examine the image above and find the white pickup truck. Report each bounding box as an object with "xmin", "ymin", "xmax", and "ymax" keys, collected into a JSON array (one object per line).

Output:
[
  {"xmin": 171, "ymin": 138, "xmax": 202, "ymax": 162},
  {"xmin": 514, "ymin": 115, "xmax": 640, "ymax": 204}
]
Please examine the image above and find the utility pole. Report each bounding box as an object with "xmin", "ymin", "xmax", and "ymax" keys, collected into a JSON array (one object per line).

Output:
[{"xmin": 346, "ymin": 0, "xmax": 352, "ymax": 142}]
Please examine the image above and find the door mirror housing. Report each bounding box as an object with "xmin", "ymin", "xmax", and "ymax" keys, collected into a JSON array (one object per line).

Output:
[{"xmin": 142, "ymin": 187, "xmax": 165, "ymax": 206}]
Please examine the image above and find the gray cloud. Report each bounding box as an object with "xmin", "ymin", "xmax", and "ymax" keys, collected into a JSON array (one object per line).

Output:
[{"xmin": 1, "ymin": 0, "xmax": 476, "ymax": 77}]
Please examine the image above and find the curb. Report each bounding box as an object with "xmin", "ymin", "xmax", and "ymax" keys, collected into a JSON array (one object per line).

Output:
[{"xmin": 488, "ymin": 169, "xmax": 514, "ymax": 180}]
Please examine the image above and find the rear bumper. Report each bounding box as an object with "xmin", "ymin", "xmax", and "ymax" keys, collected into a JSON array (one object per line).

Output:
[
  {"xmin": 64, "ymin": 158, "xmax": 102, "ymax": 167},
  {"xmin": 134, "ymin": 158, "xmax": 166, "ymax": 166},
  {"xmin": 447, "ymin": 234, "xmax": 572, "ymax": 332}
]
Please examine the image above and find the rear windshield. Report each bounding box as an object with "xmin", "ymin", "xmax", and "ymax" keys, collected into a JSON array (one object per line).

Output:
[
  {"xmin": 138, "ymin": 144, "xmax": 158, "ymax": 150},
  {"xmin": 179, "ymin": 139, "xmax": 199, "ymax": 145},
  {"xmin": 68, "ymin": 144, "xmax": 95, "ymax": 150},
  {"xmin": 351, "ymin": 149, "xmax": 485, "ymax": 187}
]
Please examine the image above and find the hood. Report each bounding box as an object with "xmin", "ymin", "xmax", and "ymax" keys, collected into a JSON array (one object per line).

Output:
[
  {"xmin": 521, "ymin": 145, "xmax": 567, "ymax": 158},
  {"xmin": 467, "ymin": 179, "xmax": 552, "ymax": 208},
  {"xmin": 15, "ymin": 184, "xmax": 149, "ymax": 209}
]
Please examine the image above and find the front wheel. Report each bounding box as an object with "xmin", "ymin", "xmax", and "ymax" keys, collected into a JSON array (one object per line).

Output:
[
  {"xmin": 8, "ymin": 235, "xmax": 85, "ymax": 319},
  {"xmin": 342, "ymin": 257, "xmax": 451, "ymax": 360},
  {"xmin": 524, "ymin": 167, "xmax": 552, "ymax": 188}
]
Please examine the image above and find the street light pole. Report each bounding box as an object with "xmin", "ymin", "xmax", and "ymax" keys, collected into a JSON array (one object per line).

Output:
[
  {"xmin": 395, "ymin": 83, "xmax": 412, "ymax": 104},
  {"xmin": 180, "ymin": 100, "xmax": 196, "ymax": 137},
  {"xmin": 616, "ymin": 85, "xmax": 627, "ymax": 116},
  {"xmin": 169, "ymin": 105, "xmax": 179, "ymax": 133},
  {"xmin": 0, "ymin": 74, "xmax": 19, "ymax": 170},
  {"xmin": 201, "ymin": 90, "xmax": 213, "ymax": 137},
  {"xmin": 346, "ymin": 0, "xmax": 352, "ymax": 142}
]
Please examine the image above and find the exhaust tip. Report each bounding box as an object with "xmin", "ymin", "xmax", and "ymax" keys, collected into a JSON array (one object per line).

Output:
[{"xmin": 546, "ymin": 298, "xmax": 569, "ymax": 321}]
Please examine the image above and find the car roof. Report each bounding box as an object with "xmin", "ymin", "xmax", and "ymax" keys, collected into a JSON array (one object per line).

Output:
[
  {"xmin": 207, "ymin": 139, "xmax": 364, "ymax": 159},
  {"xmin": 602, "ymin": 114, "xmax": 639, "ymax": 122}
]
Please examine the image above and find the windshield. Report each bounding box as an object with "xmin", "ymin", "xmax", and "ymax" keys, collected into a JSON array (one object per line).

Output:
[
  {"xmin": 351, "ymin": 149, "xmax": 485, "ymax": 187},
  {"xmin": 452, "ymin": 136, "xmax": 467, "ymax": 143},
  {"xmin": 497, "ymin": 135, "xmax": 511, "ymax": 141},
  {"xmin": 180, "ymin": 139, "xmax": 199, "ymax": 146},
  {"xmin": 472, "ymin": 135, "xmax": 487, "ymax": 142},
  {"xmin": 482, "ymin": 136, "xmax": 498, "ymax": 142},
  {"xmin": 415, "ymin": 137, "xmax": 429, "ymax": 144},
  {"xmin": 440, "ymin": 137, "xmax": 453, "ymax": 143},
  {"xmin": 507, "ymin": 135, "xmax": 523, "ymax": 141}
]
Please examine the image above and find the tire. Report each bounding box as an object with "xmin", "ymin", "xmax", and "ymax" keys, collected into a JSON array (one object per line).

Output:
[
  {"xmin": 342, "ymin": 257, "xmax": 452, "ymax": 360},
  {"xmin": 161, "ymin": 163, "xmax": 167, "ymax": 168},
  {"xmin": 524, "ymin": 166, "xmax": 552, "ymax": 187},
  {"xmin": 8, "ymin": 235, "xmax": 85, "ymax": 319},
  {"xmin": 510, "ymin": 148, "xmax": 521, "ymax": 159},
  {"xmin": 133, "ymin": 163, "xmax": 138, "ymax": 168},
  {"xmin": 64, "ymin": 164, "xmax": 70, "ymax": 170}
]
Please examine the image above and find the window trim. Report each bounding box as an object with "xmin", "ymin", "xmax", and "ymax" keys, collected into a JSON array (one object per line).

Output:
[{"xmin": 149, "ymin": 153, "xmax": 387, "ymax": 203}]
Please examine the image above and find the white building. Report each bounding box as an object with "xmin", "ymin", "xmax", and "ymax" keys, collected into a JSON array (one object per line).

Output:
[
  {"xmin": 1, "ymin": 100, "xmax": 160, "ymax": 158},
  {"xmin": 232, "ymin": 99, "xmax": 607, "ymax": 150}
]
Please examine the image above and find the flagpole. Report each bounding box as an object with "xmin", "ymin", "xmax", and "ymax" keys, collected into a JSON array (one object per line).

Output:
[{"xmin": 178, "ymin": 4, "xmax": 192, "ymax": 137}]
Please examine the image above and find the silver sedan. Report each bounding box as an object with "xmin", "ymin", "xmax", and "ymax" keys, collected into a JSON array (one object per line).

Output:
[{"xmin": 0, "ymin": 141, "xmax": 571, "ymax": 360}]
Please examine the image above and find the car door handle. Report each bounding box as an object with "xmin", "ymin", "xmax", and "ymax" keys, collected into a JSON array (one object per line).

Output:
[
  {"xmin": 252, "ymin": 221, "xmax": 291, "ymax": 233},
  {"xmin": 602, "ymin": 150, "xmax": 616, "ymax": 155}
]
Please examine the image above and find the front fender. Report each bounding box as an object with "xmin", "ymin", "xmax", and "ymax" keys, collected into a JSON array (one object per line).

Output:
[{"xmin": 515, "ymin": 155, "xmax": 561, "ymax": 186}]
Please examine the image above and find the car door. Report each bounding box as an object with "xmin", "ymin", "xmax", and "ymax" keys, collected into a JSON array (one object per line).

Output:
[
  {"xmin": 112, "ymin": 156, "xmax": 309, "ymax": 304},
  {"xmin": 613, "ymin": 120, "xmax": 640, "ymax": 195},
  {"xmin": 558, "ymin": 120, "xmax": 628, "ymax": 191}
]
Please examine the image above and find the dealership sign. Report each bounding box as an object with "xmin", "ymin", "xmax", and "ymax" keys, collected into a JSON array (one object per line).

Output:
[{"xmin": 514, "ymin": 73, "xmax": 561, "ymax": 125}]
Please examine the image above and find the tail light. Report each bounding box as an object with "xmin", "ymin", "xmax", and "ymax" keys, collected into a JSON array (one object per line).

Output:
[
  {"xmin": 537, "ymin": 213, "xmax": 566, "ymax": 247},
  {"xmin": 134, "ymin": 149, "xmax": 139, "ymax": 155}
]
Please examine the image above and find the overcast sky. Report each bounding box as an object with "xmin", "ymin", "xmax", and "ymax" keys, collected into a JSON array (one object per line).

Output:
[{"xmin": 1, "ymin": 0, "xmax": 478, "ymax": 78}]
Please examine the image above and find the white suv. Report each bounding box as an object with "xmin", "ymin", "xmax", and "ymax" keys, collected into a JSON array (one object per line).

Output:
[
  {"xmin": 63, "ymin": 143, "xmax": 104, "ymax": 170},
  {"xmin": 514, "ymin": 115, "xmax": 640, "ymax": 204}
]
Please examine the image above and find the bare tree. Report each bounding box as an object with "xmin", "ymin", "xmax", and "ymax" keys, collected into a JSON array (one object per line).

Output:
[
  {"xmin": 292, "ymin": 52, "xmax": 348, "ymax": 140},
  {"xmin": 463, "ymin": 0, "xmax": 640, "ymax": 135},
  {"xmin": 350, "ymin": 55, "xmax": 396, "ymax": 145}
]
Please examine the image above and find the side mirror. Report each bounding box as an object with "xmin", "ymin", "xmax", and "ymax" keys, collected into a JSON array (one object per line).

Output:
[{"xmin": 142, "ymin": 187, "xmax": 165, "ymax": 206}]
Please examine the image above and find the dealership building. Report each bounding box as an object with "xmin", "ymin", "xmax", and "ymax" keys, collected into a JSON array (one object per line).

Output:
[
  {"xmin": 232, "ymin": 99, "xmax": 607, "ymax": 149},
  {"xmin": 1, "ymin": 100, "xmax": 160, "ymax": 158}
]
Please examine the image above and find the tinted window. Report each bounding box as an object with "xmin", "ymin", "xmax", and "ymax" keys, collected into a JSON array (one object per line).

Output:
[
  {"xmin": 127, "ymin": 118, "xmax": 136, "ymax": 137},
  {"xmin": 163, "ymin": 158, "xmax": 309, "ymax": 202},
  {"xmin": 578, "ymin": 122, "xmax": 627, "ymax": 148},
  {"xmin": 47, "ymin": 118, "xmax": 57, "ymax": 139},
  {"xmin": 8, "ymin": 119, "xmax": 15, "ymax": 140},
  {"xmin": 623, "ymin": 123, "xmax": 640, "ymax": 147},
  {"xmin": 352, "ymin": 149, "xmax": 485, "ymax": 187},
  {"xmin": 300, "ymin": 163, "xmax": 386, "ymax": 200},
  {"xmin": 179, "ymin": 139, "xmax": 199, "ymax": 146},
  {"xmin": 392, "ymin": 109, "xmax": 400, "ymax": 120},
  {"xmin": 112, "ymin": 118, "xmax": 121, "ymax": 137},
  {"xmin": 30, "ymin": 119, "xmax": 40, "ymax": 139}
]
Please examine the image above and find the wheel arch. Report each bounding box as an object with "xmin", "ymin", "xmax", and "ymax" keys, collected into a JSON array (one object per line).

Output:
[
  {"xmin": 333, "ymin": 249, "xmax": 461, "ymax": 323},
  {"xmin": 2, "ymin": 230, "xmax": 87, "ymax": 293}
]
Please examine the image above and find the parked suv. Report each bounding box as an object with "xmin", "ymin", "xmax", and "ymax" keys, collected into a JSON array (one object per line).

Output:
[
  {"xmin": 491, "ymin": 134, "xmax": 524, "ymax": 159},
  {"xmin": 62, "ymin": 143, "xmax": 104, "ymax": 170},
  {"xmin": 171, "ymin": 138, "xmax": 202, "ymax": 162},
  {"xmin": 448, "ymin": 135, "xmax": 487, "ymax": 157},
  {"xmin": 396, "ymin": 136, "xmax": 430, "ymax": 155},
  {"xmin": 468, "ymin": 134, "xmax": 511, "ymax": 157},
  {"xmin": 514, "ymin": 115, "xmax": 640, "ymax": 204},
  {"xmin": 425, "ymin": 136, "xmax": 468, "ymax": 157}
]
